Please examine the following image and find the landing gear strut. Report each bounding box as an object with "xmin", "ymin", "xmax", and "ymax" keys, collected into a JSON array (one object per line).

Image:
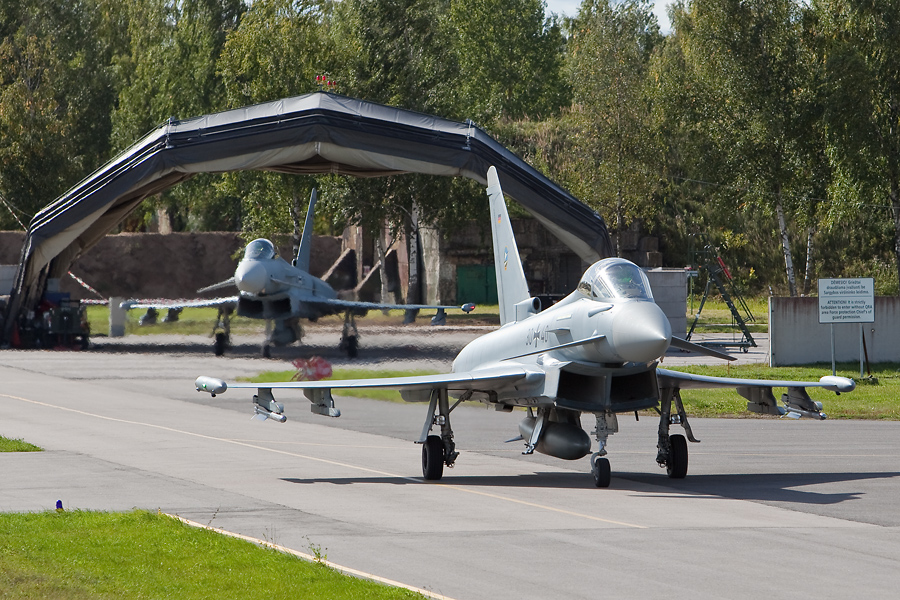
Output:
[
  {"xmin": 656, "ymin": 387, "xmax": 697, "ymax": 479},
  {"xmin": 590, "ymin": 412, "xmax": 618, "ymax": 487},
  {"xmin": 418, "ymin": 388, "xmax": 459, "ymax": 480}
]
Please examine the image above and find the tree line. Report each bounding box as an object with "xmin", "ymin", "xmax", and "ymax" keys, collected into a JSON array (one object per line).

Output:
[{"xmin": 1, "ymin": 0, "xmax": 898, "ymax": 296}]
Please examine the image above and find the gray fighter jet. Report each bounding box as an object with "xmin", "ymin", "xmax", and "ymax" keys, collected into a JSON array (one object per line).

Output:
[
  {"xmin": 195, "ymin": 167, "xmax": 855, "ymax": 486},
  {"xmin": 124, "ymin": 189, "xmax": 473, "ymax": 357}
]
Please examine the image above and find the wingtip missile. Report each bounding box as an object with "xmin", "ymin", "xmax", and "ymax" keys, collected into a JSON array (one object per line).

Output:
[
  {"xmin": 818, "ymin": 375, "xmax": 856, "ymax": 393},
  {"xmin": 195, "ymin": 376, "xmax": 227, "ymax": 396}
]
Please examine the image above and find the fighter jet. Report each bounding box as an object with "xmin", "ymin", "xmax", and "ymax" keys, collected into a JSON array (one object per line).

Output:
[
  {"xmin": 195, "ymin": 167, "xmax": 855, "ymax": 486},
  {"xmin": 123, "ymin": 189, "xmax": 474, "ymax": 357}
]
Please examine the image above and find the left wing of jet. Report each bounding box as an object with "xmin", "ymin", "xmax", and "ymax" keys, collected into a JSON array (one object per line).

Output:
[
  {"xmin": 295, "ymin": 295, "xmax": 475, "ymax": 314},
  {"xmin": 657, "ymin": 367, "xmax": 855, "ymax": 419}
]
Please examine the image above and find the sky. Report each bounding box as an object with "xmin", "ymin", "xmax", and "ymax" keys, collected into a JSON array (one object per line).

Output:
[{"xmin": 544, "ymin": 0, "xmax": 672, "ymax": 34}]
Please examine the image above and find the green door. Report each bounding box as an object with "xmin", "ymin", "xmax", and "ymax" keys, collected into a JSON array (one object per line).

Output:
[{"xmin": 456, "ymin": 264, "xmax": 498, "ymax": 305}]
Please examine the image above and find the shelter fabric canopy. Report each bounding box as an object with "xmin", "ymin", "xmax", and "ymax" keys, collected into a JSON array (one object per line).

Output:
[{"xmin": 5, "ymin": 92, "xmax": 612, "ymax": 335}]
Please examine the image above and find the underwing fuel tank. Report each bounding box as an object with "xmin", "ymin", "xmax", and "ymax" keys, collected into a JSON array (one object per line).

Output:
[{"xmin": 518, "ymin": 416, "xmax": 592, "ymax": 460}]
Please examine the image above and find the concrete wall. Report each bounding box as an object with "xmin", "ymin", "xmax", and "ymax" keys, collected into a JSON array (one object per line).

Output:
[
  {"xmin": 646, "ymin": 268, "xmax": 687, "ymax": 337},
  {"xmin": 769, "ymin": 296, "xmax": 900, "ymax": 365}
]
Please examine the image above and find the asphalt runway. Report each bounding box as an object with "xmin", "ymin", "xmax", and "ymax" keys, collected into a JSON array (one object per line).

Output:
[{"xmin": 2, "ymin": 329, "xmax": 899, "ymax": 599}]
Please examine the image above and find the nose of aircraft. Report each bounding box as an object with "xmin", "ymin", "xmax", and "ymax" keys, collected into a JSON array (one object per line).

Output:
[
  {"xmin": 610, "ymin": 301, "xmax": 672, "ymax": 363},
  {"xmin": 235, "ymin": 260, "xmax": 268, "ymax": 294}
]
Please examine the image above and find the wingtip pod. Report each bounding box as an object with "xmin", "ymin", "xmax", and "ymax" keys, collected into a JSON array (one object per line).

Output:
[
  {"xmin": 819, "ymin": 375, "xmax": 856, "ymax": 393},
  {"xmin": 195, "ymin": 376, "xmax": 228, "ymax": 396}
]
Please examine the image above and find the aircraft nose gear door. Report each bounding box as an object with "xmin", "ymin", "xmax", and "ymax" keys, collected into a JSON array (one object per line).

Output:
[{"xmin": 417, "ymin": 388, "xmax": 459, "ymax": 480}]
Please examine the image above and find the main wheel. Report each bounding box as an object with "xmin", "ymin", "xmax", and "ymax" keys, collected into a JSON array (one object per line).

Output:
[
  {"xmin": 592, "ymin": 457, "xmax": 611, "ymax": 488},
  {"xmin": 667, "ymin": 434, "xmax": 688, "ymax": 479},
  {"xmin": 345, "ymin": 335, "xmax": 358, "ymax": 358},
  {"xmin": 214, "ymin": 332, "xmax": 227, "ymax": 356},
  {"xmin": 422, "ymin": 435, "xmax": 444, "ymax": 480}
]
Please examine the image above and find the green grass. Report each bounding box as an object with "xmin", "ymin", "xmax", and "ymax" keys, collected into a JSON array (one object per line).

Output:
[
  {"xmin": 246, "ymin": 368, "xmax": 440, "ymax": 402},
  {"xmin": 0, "ymin": 510, "xmax": 423, "ymax": 599},
  {"xmin": 0, "ymin": 436, "xmax": 42, "ymax": 452},
  {"xmin": 667, "ymin": 362, "xmax": 900, "ymax": 419}
]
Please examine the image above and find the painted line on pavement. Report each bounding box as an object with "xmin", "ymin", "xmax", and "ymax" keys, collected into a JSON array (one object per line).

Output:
[{"xmin": 2, "ymin": 392, "xmax": 647, "ymax": 528}]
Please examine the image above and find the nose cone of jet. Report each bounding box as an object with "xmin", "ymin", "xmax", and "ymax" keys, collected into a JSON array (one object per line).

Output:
[
  {"xmin": 611, "ymin": 301, "xmax": 672, "ymax": 363},
  {"xmin": 235, "ymin": 261, "xmax": 268, "ymax": 295}
]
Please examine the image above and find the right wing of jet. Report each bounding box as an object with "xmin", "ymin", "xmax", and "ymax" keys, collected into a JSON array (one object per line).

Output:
[{"xmin": 195, "ymin": 365, "xmax": 544, "ymax": 421}]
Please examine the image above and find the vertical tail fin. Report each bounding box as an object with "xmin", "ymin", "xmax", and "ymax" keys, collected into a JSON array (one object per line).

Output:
[
  {"xmin": 486, "ymin": 167, "xmax": 531, "ymax": 325},
  {"xmin": 294, "ymin": 188, "xmax": 318, "ymax": 271}
]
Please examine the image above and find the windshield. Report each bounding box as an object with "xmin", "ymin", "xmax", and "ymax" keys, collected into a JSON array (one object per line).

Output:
[
  {"xmin": 577, "ymin": 259, "xmax": 653, "ymax": 301},
  {"xmin": 244, "ymin": 238, "xmax": 276, "ymax": 260}
]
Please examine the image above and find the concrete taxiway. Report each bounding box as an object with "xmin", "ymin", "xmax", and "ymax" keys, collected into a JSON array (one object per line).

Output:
[{"xmin": 2, "ymin": 330, "xmax": 898, "ymax": 599}]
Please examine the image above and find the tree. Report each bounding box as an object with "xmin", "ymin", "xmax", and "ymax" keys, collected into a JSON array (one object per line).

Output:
[
  {"xmin": 110, "ymin": 0, "xmax": 244, "ymax": 231},
  {"xmin": 566, "ymin": 0, "xmax": 663, "ymax": 256},
  {"xmin": 676, "ymin": 0, "xmax": 816, "ymax": 296},
  {"xmin": 450, "ymin": 0, "xmax": 569, "ymax": 123},
  {"xmin": 816, "ymin": 0, "xmax": 900, "ymax": 294},
  {"xmin": 0, "ymin": 0, "xmax": 118, "ymax": 229}
]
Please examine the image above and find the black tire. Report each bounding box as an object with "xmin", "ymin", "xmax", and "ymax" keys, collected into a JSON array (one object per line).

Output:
[
  {"xmin": 667, "ymin": 434, "xmax": 688, "ymax": 479},
  {"xmin": 422, "ymin": 435, "xmax": 444, "ymax": 480},
  {"xmin": 214, "ymin": 333, "xmax": 227, "ymax": 356},
  {"xmin": 262, "ymin": 344, "xmax": 271, "ymax": 358},
  {"xmin": 592, "ymin": 457, "xmax": 611, "ymax": 488},
  {"xmin": 346, "ymin": 335, "xmax": 358, "ymax": 358}
]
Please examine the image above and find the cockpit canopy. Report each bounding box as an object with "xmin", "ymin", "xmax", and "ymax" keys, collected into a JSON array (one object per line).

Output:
[
  {"xmin": 244, "ymin": 238, "xmax": 276, "ymax": 260},
  {"xmin": 576, "ymin": 258, "xmax": 653, "ymax": 301}
]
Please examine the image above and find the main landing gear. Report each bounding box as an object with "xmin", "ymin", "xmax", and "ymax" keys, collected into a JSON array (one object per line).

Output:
[
  {"xmin": 213, "ymin": 306, "xmax": 233, "ymax": 356},
  {"xmin": 418, "ymin": 388, "xmax": 460, "ymax": 480},
  {"xmin": 656, "ymin": 387, "xmax": 697, "ymax": 480}
]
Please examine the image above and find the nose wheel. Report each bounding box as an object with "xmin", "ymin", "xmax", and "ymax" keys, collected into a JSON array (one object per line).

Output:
[{"xmin": 591, "ymin": 454, "xmax": 611, "ymax": 488}]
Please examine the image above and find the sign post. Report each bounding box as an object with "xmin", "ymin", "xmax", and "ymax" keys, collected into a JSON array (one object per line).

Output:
[{"xmin": 818, "ymin": 278, "xmax": 875, "ymax": 376}]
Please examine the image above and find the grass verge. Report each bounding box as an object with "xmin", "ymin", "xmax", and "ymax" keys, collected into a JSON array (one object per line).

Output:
[
  {"xmin": 0, "ymin": 436, "xmax": 41, "ymax": 452},
  {"xmin": 0, "ymin": 510, "xmax": 423, "ymax": 599}
]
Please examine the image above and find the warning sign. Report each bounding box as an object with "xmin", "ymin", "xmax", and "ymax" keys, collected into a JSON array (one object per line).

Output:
[{"xmin": 818, "ymin": 278, "xmax": 875, "ymax": 324}]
